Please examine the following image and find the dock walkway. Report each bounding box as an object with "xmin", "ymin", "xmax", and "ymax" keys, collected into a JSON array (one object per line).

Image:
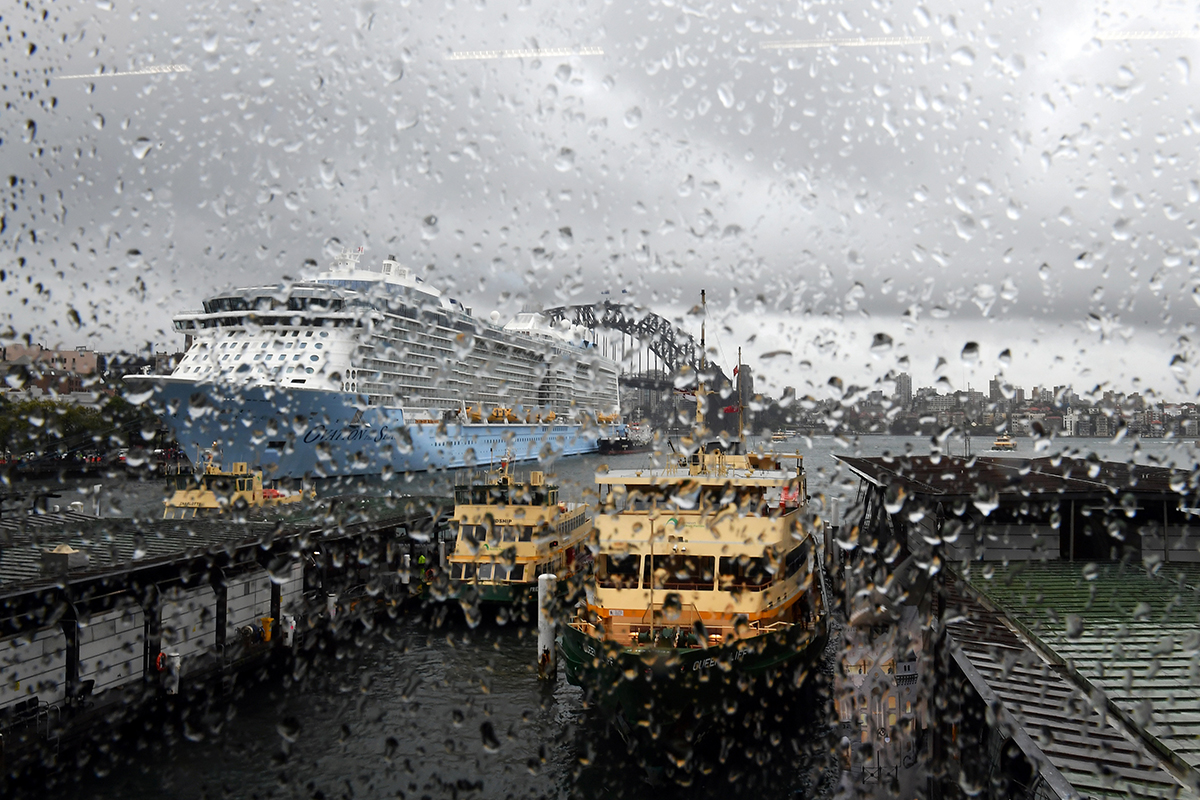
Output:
[{"xmin": 0, "ymin": 498, "xmax": 446, "ymax": 774}]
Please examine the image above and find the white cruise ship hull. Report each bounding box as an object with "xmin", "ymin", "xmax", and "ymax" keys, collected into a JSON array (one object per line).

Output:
[{"xmin": 135, "ymin": 377, "xmax": 616, "ymax": 478}]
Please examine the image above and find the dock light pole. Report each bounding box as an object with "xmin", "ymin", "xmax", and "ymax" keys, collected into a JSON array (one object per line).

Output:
[{"xmin": 537, "ymin": 573, "xmax": 557, "ymax": 680}]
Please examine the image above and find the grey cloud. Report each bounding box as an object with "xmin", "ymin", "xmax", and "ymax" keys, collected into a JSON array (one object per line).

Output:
[{"xmin": 3, "ymin": 0, "xmax": 1198, "ymax": 394}]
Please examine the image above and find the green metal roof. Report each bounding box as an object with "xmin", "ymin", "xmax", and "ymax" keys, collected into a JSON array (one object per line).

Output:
[{"xmin": 957, "ymin": 561, "xmax": 1200, "ymax": 797}]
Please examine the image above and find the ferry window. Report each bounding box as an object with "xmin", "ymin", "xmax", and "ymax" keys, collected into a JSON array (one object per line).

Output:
[
  {"xmin": 719, "ymin": 555, "xmax": 772, "ymax": 589},
  {"xmin": 519, "ymin": 526, "xmax": 533, "ymax": 542},
  {"xmin": 644, "ymin": 555, "xmax": 715, "ymax": 591},
  {"xmin": 784, "ymin": 541, "xmax": 810, "ymax": 578},
  {"xmin": 477, "ymin": 564, "xmax": 493, "ymax": 581},
  {"xmin": 597, "ymin": 554, "xmax": 641, "ymax": 589},
  {"xmin": 501, "ymin": 526, "xmax": 517, "ymax": 543}
]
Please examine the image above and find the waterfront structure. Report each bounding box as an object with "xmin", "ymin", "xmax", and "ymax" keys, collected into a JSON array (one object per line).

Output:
[
  {"xmin": 127, "ymin": 249, "xmax": 622, "ymax": 478},
  {"xmin": 0, "ymin": 495, "xmax": 443, "ymax": 769},
  {"xmin": 837, "ymin": 454, "xmax": 1200, "ymax": 798}
]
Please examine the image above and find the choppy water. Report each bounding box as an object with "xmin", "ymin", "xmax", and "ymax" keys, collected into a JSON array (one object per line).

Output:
[{"xmin": 21, "ymin": 433, "xmax": 1200, "ymax": 798}]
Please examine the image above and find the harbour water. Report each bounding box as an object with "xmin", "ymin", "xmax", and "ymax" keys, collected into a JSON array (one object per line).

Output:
[{"xmin": 27, "ymin": 433, "xmax": 1200, "ymax": 798}]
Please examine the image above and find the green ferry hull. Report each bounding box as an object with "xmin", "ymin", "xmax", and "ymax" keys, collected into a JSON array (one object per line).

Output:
[{"xmin": 558, "ymin": 621, "xmax": 827, "ymax": 733}]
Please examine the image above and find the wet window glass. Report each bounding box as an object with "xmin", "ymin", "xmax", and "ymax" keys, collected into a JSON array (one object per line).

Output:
[{"xmin": 6, "ymin": 0, "xmax": 1200, "ymax": 796}]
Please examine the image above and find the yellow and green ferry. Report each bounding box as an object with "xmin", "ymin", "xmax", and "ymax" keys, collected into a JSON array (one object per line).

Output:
[{"xmin": 447, "ymin": 460, "xmax": 593, "ymax": 604}]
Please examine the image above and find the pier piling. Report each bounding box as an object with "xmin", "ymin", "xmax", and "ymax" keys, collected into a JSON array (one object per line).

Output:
[{"xmin": 537, "ymin": 574, "xmax": 557, "ymax": 681}]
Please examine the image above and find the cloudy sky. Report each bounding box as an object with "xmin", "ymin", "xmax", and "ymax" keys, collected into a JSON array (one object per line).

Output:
[{"xmin": 4, "ymin": 0, "xmax": 1200, "ymax": 401}]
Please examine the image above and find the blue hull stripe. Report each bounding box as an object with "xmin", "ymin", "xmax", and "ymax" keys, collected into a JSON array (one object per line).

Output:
[{"xmin": 140, "ymin": 379, "xmax": 614, "ymax": 478}]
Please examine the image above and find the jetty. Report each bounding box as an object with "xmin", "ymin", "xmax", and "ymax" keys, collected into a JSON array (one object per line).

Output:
[
  {"xmin": 835, "ymin": 454, "xmax": 1200, "ymax": 799},
  {"xmin": 0, "ymin": 491, "xmax": 449, "ymax": 773}
]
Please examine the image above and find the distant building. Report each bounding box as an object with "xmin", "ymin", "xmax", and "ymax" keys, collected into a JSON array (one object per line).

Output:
[
  {"xmin": 1, "ymin": 344, "xmax": 98, "ymax": 375},
  {"xmin": 1, "ymin": 344, "xmax": 98, "ymax": 394},
  {"xmin": 988, "ymin": 377, "xmax": 1002, "ymax": 405},
  {"xmin": 895, "ymin": 372, "xmax": 912, "ymax": 410}
]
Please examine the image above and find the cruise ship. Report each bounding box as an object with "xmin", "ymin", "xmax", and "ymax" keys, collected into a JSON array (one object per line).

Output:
[{"xmin": 128, "ymin": 249, "xmax": 623, "ymax": 478}]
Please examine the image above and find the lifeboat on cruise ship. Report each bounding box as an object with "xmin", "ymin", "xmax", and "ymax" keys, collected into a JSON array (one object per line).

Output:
[{"xmin": 489, "ymin": 407, "xmax": 519, "ymax": 423}]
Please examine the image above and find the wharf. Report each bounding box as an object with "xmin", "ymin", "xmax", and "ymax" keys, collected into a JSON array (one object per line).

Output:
[
  {"xmin": 837, "ymin": 453, "xmax": 1200, "ymax": 799},
  {"xmin": 0, "ymin": 494, "xmax": 450, "ymax": 775}
]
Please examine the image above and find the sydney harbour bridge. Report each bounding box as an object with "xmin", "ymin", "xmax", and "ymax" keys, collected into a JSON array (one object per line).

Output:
[{"xmin": 541, "ymin": 300, "xmax": 734, "ymax": 424}]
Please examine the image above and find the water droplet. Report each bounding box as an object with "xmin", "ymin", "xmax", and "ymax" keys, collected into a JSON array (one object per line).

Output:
[
  {"xmin": 677, "ymin": 175, "xmax": 694, "ymax": 197},
  {"xmin": 132, "ymin": 138, "xmax": 153, "ymax": 160},
  {"xmin": 92, "ymin": 114, "xmax": 105, "ymax": 130},
  {"xmin": 554, "ymin": 148, "xmax": 575, "ymax": 172},
  {"xmin": 717, "ymin": 83, "xmax": 735, "ymax": 109},
  {"xmin": 202, "ymin": 31, "xmax": 219, "ymax": 53},
  {"xmin": 554, "ymin": 64, "xmax": 571, "ymax": 83},
  {"xmin": 1111, "ymin": 218, "xmax": 1131, "ymax": 241},
  {"xmin": 624, "ymin": 106, "xmax": 642, "ymax": 128},
  {"xmin": 961, "ymin": 342, "xmax": 980, "ymax": 363},
  {"xmin": 950, "ymin": 47, "xmax": 975, "ymax": 66},
  {"xmin": 953, "ymin": 215, "xmax": 976, "ymax": 241},
  {"xmin": 675, "ymin": 15, "xmax": 690, "ymax": 34},
  {"xmin": 422, "ymin": 215, "xmax": 439, "ymax": 240},
  {"xmin": 1177, "ymin": 56, "xmax": 1190, "ymax": 84},
  {"xmin": 870, "ymin": 333, "xmax": 893, "ymax": 354},
  {"xmin": 480, "ymin": 722, "xmax": 501, "ymax": 752},
  {"xmin": 556, "ymin": 227, "xmax": 573, "ymax": 250}
]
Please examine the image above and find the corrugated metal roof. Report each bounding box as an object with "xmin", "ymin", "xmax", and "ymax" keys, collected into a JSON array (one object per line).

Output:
[
  {"xmin": 950, "ymin": 562, "xmax": 1200, "ymax": 797},
  {"xmin": 963, "ymin": 563, "xmax": 1200, "ymax": 784},
  {"xmin": 837, "ymin": 455, "xmax": 1189, "ymax": 500},
  {"xmin": 946, "ymin": 571, "xmax": 1188, "ymax": 798},
  {"xmin": 0, "ymin": 501, "xmax": 431, "ymax": 596}
]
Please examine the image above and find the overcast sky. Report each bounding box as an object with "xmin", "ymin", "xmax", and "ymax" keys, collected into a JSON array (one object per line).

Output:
[{"xmin": 4, "ymin": 0, "xmax": 1200, "ymax": 401}]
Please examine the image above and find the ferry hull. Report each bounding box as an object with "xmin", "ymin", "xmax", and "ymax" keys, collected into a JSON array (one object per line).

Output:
[
  {"xmin": 558, "ymin": 621, "xmax": 827, "ymax": 732},
  {"xmin": 134, "ymin": 378, "xmax": 613, "ymax": 478}
]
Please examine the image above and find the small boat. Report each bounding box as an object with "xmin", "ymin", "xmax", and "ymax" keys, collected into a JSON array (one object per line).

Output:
[
  {"xmin": 446, "ymin": 457, "xmax": 593, "ymax": 605},
  {"xmin": 597, "ymin": 423, "xmax": 654, "ymax": 454},
  {"xmin": 991, "ymin": 433, "xmax": 1017, "ymax": 451},
  {"xmin": 163, "ymin": 453, "xmax": 312, "ymax": 519}
]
